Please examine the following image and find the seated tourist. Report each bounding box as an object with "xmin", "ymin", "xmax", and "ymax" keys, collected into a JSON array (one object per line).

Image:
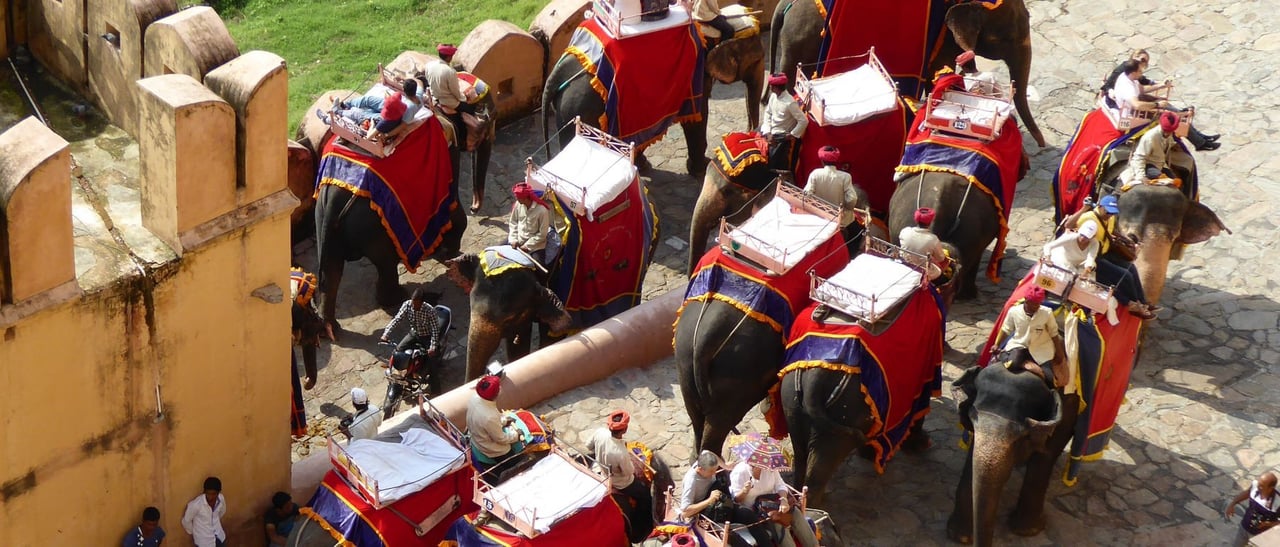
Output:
[
  {"xmin": 1103, "ymin": 49, "xmax": 1219, "ymax": 151},
  {"xmin": 1106, "ymin": 59, "xmax": 1169, "ymax": 116},
  {"xmin": 679, "ymin": 450, "xmax": 732, "ymax": 523},
  {"xmin": 1043, "ymin": 222, "xmax": 1156, "ymax": 320},
  {"xmin": 956, "ymin": 51, "xmax": 998, "ymax": 95},
  {"xmin": 729, "ymin": 456, "xmax": 795, "ymax": 546}
]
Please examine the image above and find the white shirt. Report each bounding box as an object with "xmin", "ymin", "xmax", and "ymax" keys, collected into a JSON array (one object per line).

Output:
[
  {"xmin": 589, "ymin": 428, "xmax": 637, "ymax": 490},
  {"xmin": 181, "ymin": 493, "xmax": 227, "ymax": 547},
  {"xmin": 347, "ymin": 406, "xmax": 383, "ymax": 441},
  {"xmin": 964, "ymin": 71, "xmax": 998, "ymax": 95},
  {"xmin": 1042, "ymin": 231, "xmax": 1099, "ymax": 273},
  {"xmin": 691, "ymin": 0, "xmax": 721, "ymax": 22},
  {"xmin": 804, "ymin": 165, "xmax": 858, "ymax": 227},
  {"xmin": 467, "ymin": 395, "xmax": 519, "ymax": 458},
  {"xmin": 679, "ymin": 466, "xmax": 716, "ymax": 522},
  {"xmin": 1108, "ymin": 73, "xmax": 1141, "ymax": 111},
  {"xmin": 761, "ymin": 91, "xmax": 808, "ymax": 138},
  {"xmin": 728, "ymin": 461, "xmax": 787, "ymax": 508},
  {"xmin": 426, "ymin": 60, "xmax": 467, "ymax": 111},
  {"xmin": 998, "ymin": 304, "xmax": 1059, "ymax": 364},
  {"xmin": 898, "ymin": 226, "xmax": 945, "ymax": 280}
]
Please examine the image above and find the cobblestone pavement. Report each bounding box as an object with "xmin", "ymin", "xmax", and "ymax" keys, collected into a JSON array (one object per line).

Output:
[{"xmin": 293, "ymin": 1, "xmax": 1280, "ymax": 544}]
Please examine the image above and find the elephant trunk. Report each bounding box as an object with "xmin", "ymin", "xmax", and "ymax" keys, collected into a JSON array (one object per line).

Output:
[
  {"xmin": 466, "ymin": 313, "xmax": 504, "ymax": 381},
  {"xmin": 971, "ymin": 414, "xmax": 1022, "ymax": 547},
  {"xmin": 1134, "ymin": 228, "xmax": 1175, "ymax": 305},
  {"xmin": 687, "ymin": 173, "xmax": 731, "ymax": 274}
]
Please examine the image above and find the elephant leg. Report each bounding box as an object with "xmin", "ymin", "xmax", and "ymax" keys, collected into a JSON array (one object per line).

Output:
[
  {"xmin": 470, "ymin": 138, "xmax": 493, "ymax": 214},
  {"xmin": 438, "ymin": 206, "xmax": 466, "ymax": 258},
  {"xmin": 466, "ymin": 313, "xmax": 504, "ymax": 381},
  {"xmin": 317, "ymin": 260, "xmax": 344, "ymax": 339},
  {"xmin": 900, "ymin": 417, "xmax": 932, "ymax": 452},
  {"xmin": 678, "ymin": 361, "xmax": 708, "ymax": 457},
  {"xmin": 1008, "ymin": 395, "xmax": 1079, "ymax": 536},
  {"xmin": 504, "ymin": 322, "xmax": 534, "ymax": 362},
  {"xmin": 635, "ymin": 151, "xmax": 654, "ymax": 174},
  {"xmin": 681, "ymin": 118, "xmax": 709, "ymax": 179},
  {"xmin": 957, "ymin": 251, "xmax": 982, "ymax": 300},
  {"xmin": 946, "ymin": 449, "xmax": 976, "ymax": 544},
  {"xmin": 373, "ymin": 257, "xmax": 405, "ymax": 308},
  {"xmin": 799, "ymin": 427, "xmax": 859, "ymax": 509}
]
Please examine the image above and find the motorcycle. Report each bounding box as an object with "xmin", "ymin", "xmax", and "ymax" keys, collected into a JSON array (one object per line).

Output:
[{"xmin": 380, "ymin": 304, "xmax": 453, "ymax": 420}]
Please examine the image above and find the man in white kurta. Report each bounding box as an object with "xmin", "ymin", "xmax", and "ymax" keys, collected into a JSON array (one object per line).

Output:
[
  {"xmin": 761, "ymin": 73, "xmax": 808, "ymax": 171},
  {"xmin": 993, "ymin": 287, "xmax": 1065, "ymax": 387},
  {"xmin": 1123, "ymin": 111, "xmax": 1180, "ymax": 187},
  {"xmin": 589, "ymin": 410, "xmax": 653, "ymax": 534}
]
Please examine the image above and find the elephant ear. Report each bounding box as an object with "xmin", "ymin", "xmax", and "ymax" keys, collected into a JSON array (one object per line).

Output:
[
  {"xmin": 1177, "ymin": 202, "xmax": 1231, "ymax": 245},
  {"xmin": 444, "ymin": 254, "xmax": 478, "ymax": 295},
  {"xmin": 952, "ymin": 366, "xmax": 981, "ymax": 432},
  {"xmin": 1026, "ymin": 389, "xmax": 1063, "ymax": 452}
]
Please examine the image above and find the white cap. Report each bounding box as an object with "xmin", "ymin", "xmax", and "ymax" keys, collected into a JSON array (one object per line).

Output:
[
  {"xmin": 351, "ymin": 387, "xmax": 368, "ymax": 405},
  {"xmin": 1078, "ymin": 221, "xmax": 1099, "ymax": 239}
]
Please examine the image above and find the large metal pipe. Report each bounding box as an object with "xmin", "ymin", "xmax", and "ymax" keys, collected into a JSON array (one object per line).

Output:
[{"xmin": 291, "ymin": 287, "xmax": 685, "ymax": 499}]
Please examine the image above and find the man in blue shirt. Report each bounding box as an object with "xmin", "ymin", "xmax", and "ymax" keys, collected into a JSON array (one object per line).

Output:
[{"xmin": 121, "ymin": 506, "xmax": 165, "ymax": 547}]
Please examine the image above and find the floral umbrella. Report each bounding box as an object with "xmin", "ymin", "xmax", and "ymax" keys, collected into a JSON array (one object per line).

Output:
[
  {"xmin": 726, "ymin": 433, "xmax": 792, "ymax": 471},
  {"xmin": 725, "ymin": 432, "xmax": 764, "ymax": 463}
]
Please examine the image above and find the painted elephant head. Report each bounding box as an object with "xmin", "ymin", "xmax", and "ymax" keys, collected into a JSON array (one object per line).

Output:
[
  {"xmin": 706, "ymin": 35, "xmax": 766, "ymax": 132},
  {"xmin": 948, "ymin": 364, "xmax": 1068, "ymax": 546},
  {"xmin": 1115, "ymin": 184, "xmax": 1229, "ymax": 304},
  {"xmin": 687, "ymin": 135, "xmax": 779, "ymax": 275},
  {"xmin": 445, "ymin": 253, "xmax": 573, "ymax": 380}
]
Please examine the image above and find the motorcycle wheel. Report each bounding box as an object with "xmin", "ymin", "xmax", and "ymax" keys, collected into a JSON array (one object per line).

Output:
[{"xmin": 382, "ymin": 383, "xmax": 401, "ymax": 420}]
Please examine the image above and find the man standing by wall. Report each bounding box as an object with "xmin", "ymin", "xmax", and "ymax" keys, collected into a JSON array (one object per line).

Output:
[{"xmin": 181, "ymin": 477, "xmax": 227, "ymax": 547}]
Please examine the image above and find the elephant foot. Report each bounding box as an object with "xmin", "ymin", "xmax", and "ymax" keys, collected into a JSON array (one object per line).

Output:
[
  {"xmin": 686, "ymin": 157, "xmax": 707, "ymax": 180},
  {"xmin": 303, "ymin": 376, "xmax": 316, "ymax": 390},
  {"xmin": 945, "ymin": 515, "xmax": 973, "ymax": 544},
  {"xmin": 956, "ymin": 285, "xmax": 979, "ymax": 301},
  {"xmin": 1008, "ymin": 512, "xmax": 1046, "ymax": 537},
  {"xmin": 470, "ymin": 193, "xmax": 484, "ymax": 215},
  {"xmin": 901, "ymin": 430, "xmax": 932, "ymax": 452},
  {"xmin": 635, "ymin": 153, "xmax": 654, "ymax": 174}
]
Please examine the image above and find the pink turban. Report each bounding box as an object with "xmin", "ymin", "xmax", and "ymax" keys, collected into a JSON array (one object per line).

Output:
[
  {"xmin": 767, "ymin": 73, "xmax": 788, "ymax": 86},
  {"xmin": 1159, "ymin": 111, "xmax": 1179, "ymax": 133},
  {"xmin": 1025, "ymin": 286, "xmax": 1047, "ymax": 304},
  {"xmin": 817, "ymin": 146, "xmax": 840, "ymax": 164},
  {"xmin": 914, "ymin": 207, "xmax": 936, "ymax": 226},
  {"xmin": 437, "ymin": 44, "xmax": 458, "ymax": 57}
]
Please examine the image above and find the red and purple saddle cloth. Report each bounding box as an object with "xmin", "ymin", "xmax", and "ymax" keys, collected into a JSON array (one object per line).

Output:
[
  {"xmin": 1052, "ymin": 108, "xmax": 1199, "ymax": 223},
  {"xmin": 773, "ymin": 289, "xmax": 945, "ymax": 473},
  {"xmin": 794, "ymin": 96, "xmax": 909, "ymax": 215},
  {"xmin": 441, "ymin": 497, "xmax": 628, "ymax": 546},
  {"xmin": 976, "ymin": 272, "xmax": 1144, "ymax": 485},
  {"xmin": 563, "ymin": 16, "xmax": 706, "ymax": 150},
  {"xmin": 546, "ymin": 178, "xmax": 658, "ymax": 328},
  {"xmin": 812, "ymin": 0, "xmax": 951, "ymax": 97},
  {"xmin": 315, "ymin": 118, "xmax": 457, "ymax": 271},
  {"xmin": 713, "ymin": 132, "xmax": 775, "ymax": 192},
  {"xmin": 302, "ymin": 467, "xmax": 477, "ymax": 547},
  {"xmin": 681, "ymin": 235, "xmax": 850, "ymax": 336},
  {"xmin": 896, "ymin": 103, "xmax": 1025, "ymax": 283}
]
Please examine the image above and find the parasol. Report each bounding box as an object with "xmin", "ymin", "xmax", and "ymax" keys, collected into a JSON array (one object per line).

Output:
[{"xmin": 727, "ymin": 432, "xmax": 792, "ymax": 471}]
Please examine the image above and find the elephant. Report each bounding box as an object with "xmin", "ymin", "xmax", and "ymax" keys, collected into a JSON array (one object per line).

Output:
[
  {"xmin": 441, "ymin": 88, "xmax": 498, "ymax": 214},
  {"xmin": 767, "ymin": 0, "xmax": 1046, "ymax": 148},
  {"xmin": 444, "ymin": 253, "xmax": 573, "ymax": 381},
  {"xmin": 542, "ymin": 32, "xmax": 766, "ymax": 178},
  {"xmin": 686, "ymin": 134, "xmax": 778, "ymax": 274},
  {"xmin": 888, "ymin": 170, "xmax": 1002, "ymax": 300},
  {"xmin": 1110, "ymin": 180, "xmax": 1229, "ymax": 306},
  {"xmin": 946, "ymin": 363, "xmax": 1070, "ymax": 546},
  {"xmin": 677, "ymin": 185, "xmax": 868, "ymax": 454},
  {"xmin": 313, "ymin": 181, "xmax": 467, "ymax": 335}
]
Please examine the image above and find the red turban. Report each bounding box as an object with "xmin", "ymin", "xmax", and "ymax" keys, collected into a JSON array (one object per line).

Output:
[
  {"xmin": 476, "ymin": 375, "xmax": 501, "ymax": 401},
  {"xmin": 1025, "ymin": 286, "xmax": 1046, "ymax": 304},
  {"xmin": 380, "ymin": 92, "xmax": 407, "ymax": 121},
  {"xmin": 956, "ymin": 51, "xmax": 976, "ymax": 66},
  {"xmin": 607, "ymin": 410, "xmax": 630, "ymax": 432},
  {"xmin": 767, "ymin": 73, "xmax": 788, "ymax": 86},
  {"xmin": 914, "ymin": 207, "xmax": 936, "ymax": 226},
  {"xmin": 671, "ymin": 534, "xmax": 696, "ymax": 546},
  {"xmin": 437, "ymin": 44, "xmax": 458, "ymax": 57},
  {"xmin": 512, "ymin": 182, "xmax": 548, "ymax": 207},
  {"xmin": 1159, "ymin": 111, "xmax": 1179, "ymax": 133},
  {"xmin": 817, "ymin": 146, "xmax": 840, "ymax": 164}
]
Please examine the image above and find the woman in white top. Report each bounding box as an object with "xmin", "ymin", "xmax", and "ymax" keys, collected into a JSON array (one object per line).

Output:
[{"xmin": 1108, "ymin": 59, "xmax": 1168, "ymax": 114}]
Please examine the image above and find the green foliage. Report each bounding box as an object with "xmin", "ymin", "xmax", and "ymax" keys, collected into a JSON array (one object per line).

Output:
[{"xmin": 215, "ymin": 0, "xmax": 547, "ymax": 132}]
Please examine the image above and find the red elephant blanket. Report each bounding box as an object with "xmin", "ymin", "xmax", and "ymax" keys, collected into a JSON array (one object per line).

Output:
[
  {"xmin": 812, "ymin": 0, "xmax": 950, "ymax": 97},
  {"xmin": 682, "ymin": 235, "xmax": 849, "ymax": 336},
  {"xmin": 563, "ymin": 16, "xmax": 705, "ymax": 150},
  {"xmin": 794, "ymin": 96, "xmax": 909, "ymax": 215},
  {"xmin": 302, "ymin": 466, "xmax": 477, "ymax": 547},
  {"xmin": 896, "ymin": 106, "xmax": 1025, "ymax": 283},
  {"xmin": 1052, "ymin": 108, "xmax": 1200, "ymax": 223},
  {"xmin": 315, "ymin": 119, "xmax": 456, "ymax": 272},
  {"xmin": 713, "ymin": 132, "xmax": 775, "ymax": 192},
  {"xmin": 772, "ymin": 291, "xmax": 945, "ymax": 473},
  {"xmin": 441, "ymin": 497, "xmax": 627, "ymax": 547},
  {"xmin": 976, "ymin": 272, "xmax": 1144, "ymax": 485}
]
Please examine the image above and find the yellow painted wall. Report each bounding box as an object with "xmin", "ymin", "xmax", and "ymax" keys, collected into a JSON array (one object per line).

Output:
[{"xmin": 0, "ymin": 209, "xmax": 293, "ymax": 545}]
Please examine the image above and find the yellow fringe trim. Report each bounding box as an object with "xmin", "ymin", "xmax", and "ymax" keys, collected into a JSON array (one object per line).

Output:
[
  {"xmin": 713, "ymin": 141, "xmax": 767, "ymax": 179},
  {"xmin": 317, "ymin": 165, "xmax": 454, "ymax": 274},
  {"xmin": 299, "ymin": 507, "xmax": 358, "ymax": 547}
]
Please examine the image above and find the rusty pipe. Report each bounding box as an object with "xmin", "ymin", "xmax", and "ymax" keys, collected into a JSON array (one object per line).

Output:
[{"xmin": 292, "ymin": 287, "xmax": 685, "ymax": 499}]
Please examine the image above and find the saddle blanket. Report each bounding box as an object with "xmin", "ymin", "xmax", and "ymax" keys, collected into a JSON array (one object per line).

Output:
[
  {"xmin": 1052, "ymin": 109, "xmax": 1200, "ymax": 223},
  {"xmin": 316, "ymin": 118, "xmax": 456, "ymax": 272},
  {"xmin": 713, "ymin": 132, "xmax": 774, "ymax": 191},
  {"xmin": 564, "ymin": 14, "xmax": 705, "ymax": 150},
  {"xmin": 546, "ymin": 177, "xmax": 658, "ymax": 328},
  {"xmin": 775, "ymin": 291, "xmax": 945, "ymax": 473},
  {"xmin": 303, "ymin": 466, "xmax": 476, "ymax": 547},
  {"xmin": 682, "ymin": 235, "xmax": 849, "ymax": 335},
  {"xmin": 813, "ymin": 0, "xmax": 950, "ymax": 98},
  {"xmin": 976, "ymin": 273, "xmax": 1143, "ymax": 485},
  {"xmin": 441, "ymin": 495, "xmax": 627, "ymax": 546},
  {"xmin": 480, "ymin": 246, "xmax": 539, "ymax": 277},
  {"xmin": 794, "ymin": 95, "xmax": 908, "ymax": 214},
  {"xmin": 896, "ymin": 105, "xmax": 1025, "ymax": 283}
]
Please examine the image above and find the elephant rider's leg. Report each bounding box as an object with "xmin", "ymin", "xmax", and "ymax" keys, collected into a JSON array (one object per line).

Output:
[
  {"xmin": 446, "ymin": 111, "xmax": 468, "ymax": 150},
  {"xmin": 529, "ymin": 248, "xmax": 547, "ymax": 267},
  {"xmin": 617, "ymin": 480, "xmax": 654, "ymax": 536},
  {"xmin": 767, "ymin": 135, "xmax": 796, "ymax": 172},
  {"xmin": 1094, "ymin": 258, "xmax": 1159, "ymax": 315}
]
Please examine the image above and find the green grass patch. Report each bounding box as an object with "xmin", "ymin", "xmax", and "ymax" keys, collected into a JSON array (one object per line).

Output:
[{"xmin": 201, "ymin": 0, "xmax": 546, "ymax": 132}]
